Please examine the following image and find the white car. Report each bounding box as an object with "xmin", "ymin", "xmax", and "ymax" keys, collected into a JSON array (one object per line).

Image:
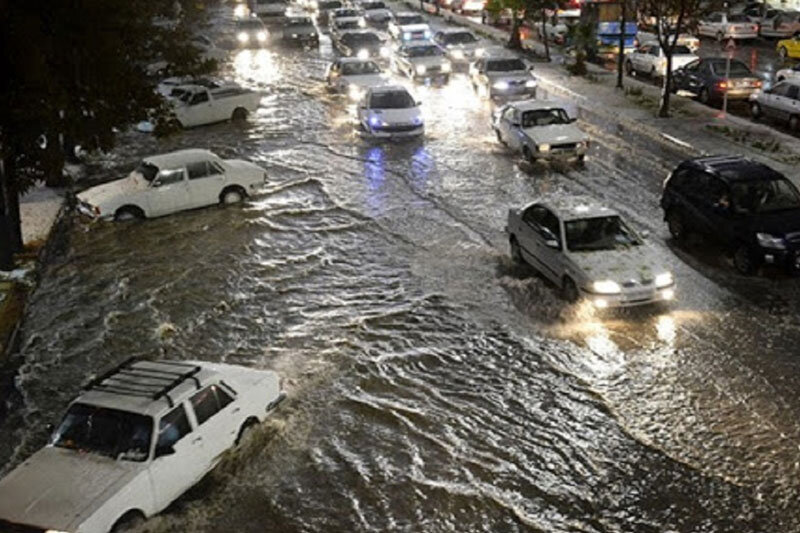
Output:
[
  {"xmin": 331, "ymin": 7, "xmax": 366, "ymax": 29},
  {"xmin": 506, "ymin": 196, "xmax": 675, "ymax": 307},
  {"xmin": 156, "ymin": 76, "xmax": 237, "ymax": 98},
  {"xmin": 326, "ymin": 57, "xmax": 389, "ymax": 100},
  {"xmin": 390, "ymin": 41, "xmax": 452, "ymax": 83},
  {"xmin": 470, "ymin": 54, "xmax": 537, "ymax": 100},
  {"xmin": 358, "ymin": 0, "xmax": 392, "ymax": 25},
  {"xmin": 637, "ymin": 32, "xmax": 700, "ymax": 53},
  {"xmin": 357, "ymin": 85, "xmax": 424, "ymax": 138},
  {"xmin": 169, "ymin": 84, "xmax": 261, "ymax": 127},
  {"xmin": 492, "ymin": 100, "xmax": 588, "ymax": 163},
  {"xmin": 250, "ymin": 0, "xmax": 288, "ymax": 23},
  {"xmin": 697, "ymin": 12, "xmax": 759, "ymax": 40},
  {"xmin": 432, "ymin": 29, "xmax": 486, "ymax": 67},
  {"xmin": 776, "ymin": 63, "xmax": 800, "ymax": 82},
  {"xmin": 235, "ymin": 17, "xmax": 270, "ymax": 46},
  {"xmin": 624, "ymin": 42, "xmax": 698, "ymax": 78},
  {"xmin": 77, "ymin": 149, "xmax": 267, "ymax": 221},
  {"xmin": 388, "ymin": 12, "xmax": 431, "ymax": 42},
  {"xmin": 759, "ymin": 10, "xmax": 800, "ymax": 38},
  {"xmin": 332, "ymin": 30, "xmax": 389, "ymax": 60},
  {"xmin": 749, "ymin": 79, "xmax": 800, "ymax": 130},
  {"xmin": 0, "ymin": 358, "xmax": 285, "ymax": 533}
]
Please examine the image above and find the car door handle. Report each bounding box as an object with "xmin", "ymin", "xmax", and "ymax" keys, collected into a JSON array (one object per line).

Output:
[
  {"xmin": 232, "ymin": 407, "xmax": 241, "ymax": 413},
  {"xmin": 192, "ymin": 436, "xmax": 203, "ymax": 444}
]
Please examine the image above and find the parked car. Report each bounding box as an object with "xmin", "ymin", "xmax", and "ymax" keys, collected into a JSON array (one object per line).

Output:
[
  {"xmin": 77, "ymin": 149, "xmax": 267, "ymax": 221},
  {"xmin": 506, "ymin": 195, "xmax": 675, "ymax": 307},
  {"xmin": 156, "ymin": 76, "xmax": 237, "ymax": 98},
  {"xmin": 281, "ymin": 16, "xmax": 320, "ymax": 46},
  {"xmin": 777, "ymin": 34, "xmax": 800, "ymax": 59},
  {"xmin": 358, "ymin": 0, "xmax": 392, "ymax": 26},
  {"xmin": 356, "ymin": 85, "xmax": 424, "ymax": 138},
  {"xmin": 749, "ymin": 79, "xmax": 800, "ymax": 130},
  {"xmin": 449, "ymin": 0, "xmax": 485, "ymax": 14},
  {"xmin": 697, "ymin": 12, "xmax": 758, "ymax": 40},
  {"xmin": 432, "ymin": 29, "xmax": 486, "ymax": 68},
  {"xmin": 388, "ymin": 12, "xmax": 431, "ymax": 42},
  {"xmin": 469, "ymin": 54, "xmax": 537, "ymax": 100},
  {"xmin": 333, "ymin": 30, "xmax": 388, "ymax": 60},
  {"xmin": 775, "ymin": 62, "xmax": 800, "ymax": 82},
  {"xmin": 390, "ymin": 41, "xmax": 452, "ymax": 84},
  {"xmin": 169, "ymin": 84, "xmax": 261, "ymax": 128},
  {"xmin": 625, "ymin": 42, "xmax": 699, "ymax": 79},
  {"xmin": 672, "ymin": 57, "xmax": 763, "ymax": 104},
  {"xmin": 740, "ymin": 3, "xmax": 782, "ymax": 27},
  {"xmin": 326, "ymin": 57, "xmax": 389, "ymax": 100},
  {"xmin": 250, "ymin": 0, "xmax": 288, "ymax": 24},
  {"xmin": 759, "ymin": 10, "xmax": 800, "ymax": 38},
  {"xmin": 535, "ymin": 18, "xmax": 569, "ymax": 44},
  {"xmin": 492, "ymin": 100, "xmax": 588, "ymax": 164},
  {"xmin": 0, "ymin": 358, "xmax": 285, "ymax": 533},
  {"xmin": 235, "ymin": 17, "xmax": 270, "ymax": 47},
  {"xmin": 661, "ymin": 155, "xmax": 800, "ymax": 274},
  {"xmin": 331, "ymin": 7, "xmax": 366, "ymax": 30},
  {"xmin": 331, "ymin": 17, "xmax": 363, "ymax": 37},
  {"xmin": 314, "ymin": 0, "xmax": 343, "ymax": 26}
]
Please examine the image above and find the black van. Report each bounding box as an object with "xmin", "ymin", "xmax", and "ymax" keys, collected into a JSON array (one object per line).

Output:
[{"xmin": 661, "ymin": 155, "xmax": 800, "ymax": 275}]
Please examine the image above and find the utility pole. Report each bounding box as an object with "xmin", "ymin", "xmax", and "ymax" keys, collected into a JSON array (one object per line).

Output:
[{"xmin": 616, "ymin": 0, "xmax": 627, "ymax": 89}]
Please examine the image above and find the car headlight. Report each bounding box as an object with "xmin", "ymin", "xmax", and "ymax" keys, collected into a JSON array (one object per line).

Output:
[
  {"xmin": 756, "ymin": 232, "xmax": 786, "ymax": 250},
  {"xmin": 424, "ymin": 30, "xmax": 432, "ymax": 39},
  {"xmin": 493, "ymin": 80, "xmax": 509, "ymax": 90},
  {"xmin": 538, "ymin": 143, "xmax": 551, "ymax": 152},
  {"xmin": 475, "ymin": 47, "xmax": 485, "ymax": 57},
  {"xmin": 257, "ymin": 31, "xmax": 267, "ymax": 42},
  {"xmin": 442, "ymin": 62, "xmax": 451, "ymax": 73},
  {"xmin": 380, "ymin": 46, "xmax": 389, "ymax": 57},
  {"xmin": 348, "ymin": 85, "xmax": 364, "ymax": 100},
  {"xmin": 291, "ymin": 33, "xmax": 299, "ymax": 38},
  {"xmin": 238, "ymin": 32, "xmax": 249, "ymax": 43},
  {"xmin": 359, "ymin": 18, "xmax": 366, "ymax": 27},
  {"xmin": 357, "ymin": 48, "xmax": 370, "ymax": 60},
  {"xmin": 416, "ymin": 64, "xmax": 427, "ymax": 75},
  {"xmin": 592, "ymin": 280, "xmax": 622, "ymax": 294},
  {"xmin": 451, "ymin": 49, "xmax": 464, "ymax": 60},
  {"xmin": 525, "ymin": 79, "xmax": 537, "ymax": 88},
  {"xmin": 413, "ymin": 115, "xmax": 423, "ymax": 125},
  {"xmin": 403, "ymin": 31, "xmax": 412, "ymax": 40},
  {"xmin": 654, "ymin": 272, "xmax": 674, "ymax": 288}
]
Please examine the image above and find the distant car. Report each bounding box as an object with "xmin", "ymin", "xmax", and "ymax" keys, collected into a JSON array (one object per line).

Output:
[
  {"xmin": 390, "ymin": 41, "xmax": 452, "ymax": 84},
  {"xmin": 388, "ymin": 12, "xmax": 431, "ymax": 42},
  {"xmin": 469, "ymin": 55, "xmax": 537, "ymax": 100},
  {"xmin": 625, "ymin": 43, "xmax": 699, "ymax": 79},
  {"xmin": 432, "ymin": 29, "xmax": 486, "ymax": 67},
  {"xmin": 506, "ymin": 196, "xmax": 675, "ymax": 307},
  {"xmin": 250, "ymin": 0, "xmax": 288, "ymax": 24},
  {"xmin": 759, "ymin": 10, "xmax": 800, "ymax": 39},
  {"xmin": 358, "ymin": 0, "xmax": 392, "ymax": 26},
  {"xmin": 77, "ymin": 149, "xmax": 267, "ymax": 221},
  {"xmin": 330, "ymin": 17, "xmax": 363, "ymax": 37},
  {"xmin": 671, "ymin": 57, "xmax": 763, "ymax": 104},
  {"xmin": 331, "ymin": 7, "xmax": 366, "ymax": 30},
  {"xmin": 697, "ymin": 12, "xmax": 759, "ymax": 40},
  {"xmin": 492, "ymin": 100, "xmax": 589, "ymax": 164},
  {"xmin": 661, "ymin": 155, "xmax": 800, "ymax": 275},
  {"xmin": 749, "ymin": 79, "xmax": 800, "ymax": 130},
  {"xmin": 777, "ymin": 34, "xmax": 800, "ymax": 59},
  {"xmin": 333, "ymin": 30, "xmax": 388, "ymax": 60},
  {"xmin": 534, "ymin": 18, "xmax": 569, "ymax": 44},
  {"xmin": 0, "ymin": 358, "xmax": 285, "ymax": 533},
  {"xmin": 326, "ymin": 57, "xmax": 389, "ymax": 100},
  {"xmin": 313, "ymin": 0, "xmax": 343, "ymax": 26},
  {"xmin": 168, "ymin": 84, "xmax": 261, "ymax": 128},
  {"xmin": 156, "ymin": 76, "xmax": 237, "ymax": 98},
  {"xmin": 281, "ymin": 16, "xmax": 320, "ymax": 45},
  {"xmin": 356, "ymin": 85, "xmax": 424, "ymax": 138},
  {"xmin": 740, "ymin": 3, "xmax": 782, "ymax": 26},
  {"xmin": 190, "ymin": 35, "xmax": 228, "ymax": 62},
  {"xmin": 235, "ymin": 17, "xmax": 270, "ymax": 46},
  {"xmin": 775, "ymin": 62, "xmax": 800, "ymax": 82},
  {"xmin": 449, "ymin": 0, "xmax": 485, "ymax": 14}
]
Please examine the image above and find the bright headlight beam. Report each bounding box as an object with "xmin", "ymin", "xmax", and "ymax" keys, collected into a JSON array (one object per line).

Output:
[{"xmin": 592, "ymin": 280, "xmax": 621, "ymax": 294}]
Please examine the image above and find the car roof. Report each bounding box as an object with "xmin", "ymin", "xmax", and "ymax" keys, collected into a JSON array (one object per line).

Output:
[
  {"xmin": 394, "ymin": 11, "xmax": 419, "ymax": 16},
  {"xmin": 369, "ymin": 84, "xmax": 409, "ymax": 94},
  {"xmin": 530, "ymin": 195, "xmax": 618, "ymax": 221},
  {"xmin": 683, "ymin": 155, "xmax": 787, "ymax": 183},
  {"xmin": 144, "ymin": 149, "xmax": 221, "ymax": 167},
  {"xmin": 485, "ymin": 52, "xmax": 525, "ymax": 61},
  {"xmin": 77, "ymin": 359, "xmax": 224, "ymax": 418},
  {"xmin": 508, "ymin": 99, "xmax": 567, "ymax": 113}
]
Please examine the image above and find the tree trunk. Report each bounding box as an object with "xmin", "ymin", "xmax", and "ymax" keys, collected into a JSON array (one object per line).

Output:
[
  {"xmin": 616, "ymin": 1, "xmax": 626, "ymax": 89},
  {"xmin": 0, "ymin": 183, "xmax": 14, "ymax": 271},
  {"xmin": 0, "ymin": 156, "xmax": 23, "ymax": 255},
  {"xmin": 541, "ymin": 10, "xmax": 550, "ymax": 62},
  {"xmin": 508, "ymin": 14, "xmax": 522, "ymax": 49},
  {"xmin": 659, "ymin": 53, "xmax": 673, "ymax": 118}
]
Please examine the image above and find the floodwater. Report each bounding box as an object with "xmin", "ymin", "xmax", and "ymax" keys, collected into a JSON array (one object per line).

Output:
[{"xmin": 2, "ymin": 4, "xmax": 800, "ymax": 532}]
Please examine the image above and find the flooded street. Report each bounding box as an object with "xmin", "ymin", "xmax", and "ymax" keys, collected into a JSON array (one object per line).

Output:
[{"xmin": 3, "ymin": 4, "xmax": 800, "ymax": 531}]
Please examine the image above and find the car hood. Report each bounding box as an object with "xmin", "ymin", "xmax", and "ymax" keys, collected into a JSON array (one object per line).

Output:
[
  {"xmin": 77, "ymin": 174, "xmax": 147, "ymax": 207},
  {"xmin": 522, "ymin": 124, "xmax": 585, "ymax": 144},
  {"xmin": 487, "ymin": 70, "xmax": 530, "ymax": 82},
  {"xmin": 570, "ymin": 246, "xmax": 668, "ymax": 285},
  {"xmin": 0, "ymin": 447, "xmax": 139, "ymax": 531},
  {"xmin": 343, "ymin": 74, "xmax": 389, "ymax": 87},
  {"xmin": 399, "ymin": 23, "xmax": 429, "ymax": 32},
  {"xmin": 408, "ymin": 55, "xmax": 448, "ymax": 67},
  {"xmin": 371, "ymin": 107, "xmax": 421, "ymax": 124},
  {"xmin": 286, "ymin": 26, "xmax": 317, "ymax": 35},
  {"xmin": 365, "ymin": 8, "xmax": 391, "ymax": 18},
  {"xmin": 750, "ymin": 208, "xmax": 800, "ymax": 237}
]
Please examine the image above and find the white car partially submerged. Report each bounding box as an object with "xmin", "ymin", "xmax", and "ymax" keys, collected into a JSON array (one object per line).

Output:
[
  {"xmin": 169, "ymin": 84, "xmax": 261, "ymax": 127},
  {"xmin": 326, "ymin": 57, "xmax": 389, "ymax": 100},
  {"xmin": 506, "ymin": 195, "xmax": 675, "ymax": 308},
  {"xmin": 77, "ymin": 149, "xmax": 267, "ymax": 221},
  {"xmin": 357, "ymin": 85, "xmax": 424, "ymax": 138},
  {"xmin": 0, "ymin": 357, "xmax": 285, "ymax": 533}
]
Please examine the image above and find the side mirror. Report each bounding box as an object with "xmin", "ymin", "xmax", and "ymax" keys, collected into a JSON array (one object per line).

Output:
[
  {"xmin": 569, "ymin": 117, "xmax": 578, "ymax": 123},
  {"xmin": 155, "ymin": 444, "xmax": 175, "ymax": 458},
  {"xmin": 544, "ymin": 238, "xmax": 560, "ymax": 249}
]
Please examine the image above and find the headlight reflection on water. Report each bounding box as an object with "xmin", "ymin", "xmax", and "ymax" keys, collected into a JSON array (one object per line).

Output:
[{"xmin": 233, "ymin": 49, "xmax": 279, "ymax": 85}]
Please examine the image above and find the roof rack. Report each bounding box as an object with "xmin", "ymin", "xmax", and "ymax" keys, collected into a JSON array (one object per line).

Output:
[{"xmin": 84, "ymin": 357, "xmax": 203, "ymax": 408}]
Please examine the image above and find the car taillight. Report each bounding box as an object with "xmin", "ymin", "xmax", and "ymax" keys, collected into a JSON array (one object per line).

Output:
[
  {"xmin": 752, "ymin": 80, "xmax": 762, "ymax": 88},
  {"xmin": 717, "ymin": 81, "xmax": 728, "ymax": 89}
]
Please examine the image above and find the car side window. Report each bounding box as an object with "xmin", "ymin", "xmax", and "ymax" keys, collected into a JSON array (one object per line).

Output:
[
  {"xmin": 522, "ymin": 205, "xmax": 547, "ymax": 226},
  {"xmin": 685, "ymin": 170, "xmax": 714, "ymax": 205},
  {"xmin": 502, "ymin": 107, "xmax": 516, "ymax": 123},
  {"xmin": 707, "ymin": 176, "xmax": 729, "ymax": 206},
  {"xmin": 209, "ymin": 161, "xmax": 225, "ymax": 175},
  {"xmin": 155, "ymin": 168, "xmax": 186, "ymax": 186},
  {"xmin": 787, "ymin": 85, "xmax": 800, "ymax": 100},
  {"xmin": 156, "ymin": 404, "xmax": 192, "ymax": 452},
  {"xmin": 684, "ymin": 60, "xmax": 699, "ymax": 73},
  {"xmin": 650, "ymin": 46, "xmax": 660, "ymax": 56},
  {"xmin": 189, "ymin": 91, "xmax": 209, "ymax": 105},
  {"xmin": 541, "ymin": 212, "xmax": 561, "ymax": 241},
  {"xmin": 187, "ymin": 161, "xmax": 210, "ymax": 180},
  {"xmin": 668, "ymin": 168, "xmax": 690, "ymax": 192},
  {"xmin": 771, "ymin": 83, "xmax": 789, "ymax": 97},
  {"xmin": 190, "ymin": 384, "xmax": 234, "ymax": 426}
]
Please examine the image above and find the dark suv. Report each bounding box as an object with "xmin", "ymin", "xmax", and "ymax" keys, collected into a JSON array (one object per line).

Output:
[{"xmin": 661, "ymin": 155, "xmax": 800, "ymax": 275}]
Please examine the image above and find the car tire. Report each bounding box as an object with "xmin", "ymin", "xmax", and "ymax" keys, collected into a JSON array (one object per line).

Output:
[
  {"xmin": 509, "ymin": 236, "xmax": 523, "ymax": 263},
  {"xmin": 111, "ymin": 511, "xmax": 146, "ymax": 533},
  {"xmin": 666, "ymin": 210, "xmax": 688, "ymax": 242},
  {"xmin": 790, "ymin": 114, "xmax": 800, "ymax": 131},
  {"xmin": 220, "ymin": 186, "xmax": 246, "ymax": 205},
  {"xmin": 750, "ymin": 102, "xmax": 762, "ymax": 119},
  {"xmin": 495, "ymin": 128, "xmax": 506, "ymax": 145},
  {"xmin": 232, "ymin": 107, "xmax": 249, "ymax": 121},
  {"xmin": 577, "ymin": 154, "xmax": 586, "ymax": 166},
  {"xmin": 625, "ymin": 60, "xmax": 634, "ymax": 76},
  {"xmin": 114, "ymin": 205, "xmax": 144, "ymax": 222},
  {"xmin": 235, "ymin": 417, "xmax": 260, "ymax": 446},
  {"xmin": 733, "ymin": 244, "xmax": 757, "ymax": 275},
  {"xmin": 561, "ymin": 276, "xmax": 579, "ymax": 303},
  {"xmin": 780, "ymin": 46, "xmax": 788, "ymax": 60},
  {"xmin": 522, "ymin": 146, "xmax": 535, "ymax": 163},
  {"xmin": 699, "ymin": 87, "xmax": 711, "ymax": 105}
]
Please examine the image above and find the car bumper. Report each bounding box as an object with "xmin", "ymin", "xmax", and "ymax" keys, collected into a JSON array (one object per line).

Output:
[
  {"xmin": 366, "ymin": 125, "xmax": 424, "ymax": 138},
  {"xmin": 712, "ymin": 87, "xmax": 758, "ymax": 100},
  {"xmin": 530, "ymin": 143, "xmax": 588, "ymax": 160},
  {"xmin": 490, "ymin": 86, "xmax": 537, "ymax": 100},
  {"xmin": 584, "ymin": 285, "xmax": 676, "ymax": 308},
  {"xmin": 77, "ymin": 200, "xmax": 101, "ymax": 220},
  {"xmin": 759, "ymin": 248, "xmax": 800, "ymax": 272}
]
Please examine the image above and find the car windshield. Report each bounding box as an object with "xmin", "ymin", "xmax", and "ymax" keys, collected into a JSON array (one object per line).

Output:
[
  {"xmin": 319, "ymin": 0, "xmax": 342, "ymax": 8},
  {"xmin": 487, "ymin": 58, "xmax": 527, "ymax": 72},
  {"xmin": 731, "ymin": 178, "xmax": 800, "ymax": 213},
  {"xmin": 710, "ymin": 60, "xmax": 752, "ymax": 76},
  {"xmin": 341, "ymin": 61, "xmax": 381, "ymax": 75},
  {"xmin": 237, "ymin": 19, "xmax": 265, "ymax": 30},
  {"xmin": 443, "ymin": 32, "xmax": 477, "ymax": 44},
  {"xmin": 396, "ymin": 14, "xmax": 424, "ymax": 24},
  {"xmin": 370, "ymin": 90, "xmax": 415, "ymax": 109},
  {"xmin": 285, "ymin": 18, "xmax": 313, "ymax": 26},
  {"xmin": 362, "ymin": 1, "xmax": 386, "ymax": 9},
  {"xmin": 727, "ymin": 14, "xmax": 750, "ymax": 22},
  {"xmin": 521, "ymin": 108, "xmax": 570, "ymax": 127},
  {"xmin": 336, "ymin": 9, "xmax": 360, "ymax": 16},
  {"xmin": 336, "ymin": 20, "xmax": 360, "ymax": 30},
  {"xmin": 673, "ymin": 45, "xmax": 692, "ymax": 55},
  {"xmin": 565, "ymin": 216, "xmax": 641, "ymax": 251},
  {"xmin": 343, "ymin": 32, "xmax": 380, "ymax": 45},
  {"xmin": 136, "ymin": 162, "xmax": 159, "ymax": 182},
  {"xmin": 51, "ymin": 404, "xmax": 153, "ymax": 461},
  {"xmin": 407, "ymin": 45, "xmax": 442, "ymax": 57}
]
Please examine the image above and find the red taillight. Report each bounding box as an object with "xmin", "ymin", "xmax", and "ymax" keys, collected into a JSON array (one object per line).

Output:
[{"xmin": 753, "ymin": 80, "xmax": 762, "ymax": 88}]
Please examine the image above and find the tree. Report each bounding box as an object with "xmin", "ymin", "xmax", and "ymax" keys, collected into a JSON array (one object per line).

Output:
[
  {"xmin": 529, "ymin": 1, "xmax": 567, "ymax": 62},
  {"xmin": 638, "ymin": 0, "xmax": 708, "ymax": 117},
  {"xmin": 0, "ymin": 0, "xmax": 215, "ymax": 270}
]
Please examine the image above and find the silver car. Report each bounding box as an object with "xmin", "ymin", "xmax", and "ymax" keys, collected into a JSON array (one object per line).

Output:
[
  {"xmin": 750, "ymin": 79, "xmax": 800, "ymax": 131},
  {"xmin": 470, "ymin": 54, "xmax": 537, "ymax": 100}
]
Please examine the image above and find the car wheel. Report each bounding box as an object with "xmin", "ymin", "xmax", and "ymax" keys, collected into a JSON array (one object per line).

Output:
[
  {"xmin": 509, "ymin": 236, "xmax": 523, "ymax": 263},
  {"xmin": 235, "ymin": 417, "xmax": 260, "ymax": 446},
  {"xmin": 780, "ymin": 46, "xmax": 788, "ymax": 60},
  {"xmin": 750, "ymin": 102, "xmax": 762, "ymax": 119},
  {"xmin": 495, "ymin": 128, "xmax": 506, "ymax": 145},
  {"xmin": 522, "ymin": 146, "xmax": 535, "ymax": 163},
  {"xmin": 624, "ymin": 60, "xmax": 633, "ymax": 76},
  {"xmin": 111, "ymin": 511, "xmax": 146, "ymax": 533},
  {"xmin": 576, "ymin": 154, "xmax": 586, "ymax": 166},
  {"xmin": 114, "ymin": 206, "xmax": 144, "ymax": 222},
  {"xmin": 220, "ymin": 186, "xmax": 246, "ymax": 205},
  {"xmin": 561, "ymin": 276, "xmax": 579, "ymax": 303},
  {"xmin": 790, "ymin": 114, "xmax": 800, "ymax": 131},
  {"xmin": 699, "ymin": 87, "xmax": 711, "ymax": 104},
  {"xmin": 231, "ymin": 107, "xmax": 248, "ymax": 121},
  {"xmin": 666, "ymin": 210, "xmax": 688, "ymax": 242},
  {"xmin": 733, "ymin": 244, "xmax": 757, "ymax": 275}
]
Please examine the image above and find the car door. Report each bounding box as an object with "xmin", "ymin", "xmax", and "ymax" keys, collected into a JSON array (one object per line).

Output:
[
  {"xmin": 186, "ymin": 90, "xmax": 214, "ymax": 126},
  {"xmin": 633, "ymin": 45, "xmax": 649, "ymax": 72},
  {"xmin": 148, "ymin": 403, "xmax": 207, "ymax": 510},
  {"xmin": 682, "ymin": 169, "xmax": 718, "ymax": 237},
  {"xmin": 517, "ymin": 205, "xmax": 562, "ymax": 283},
  {"xmin": 499, "ymin": 107, "xmax": 523, "ymax": 150},
  {"xmin": 146, "ymin": 168, "xmax": 190, "ymax": 217},
  {"xmin": 785, "ymin": 84, "xmax": 800, "ymax": 125},
  {"xmin": 764, "ymin": 82, "xmax": 789, "ymax": 120},
  {"xmin": 187, "ymin": 384, "xmax": 242, "ymax": 464},
  {"xmin": 675, "ymin": 59, "xmax": 700, "ymax": 92},
  {"xmin": 187, "ymin": 160, "xmax": 226, "ymax": 208}
]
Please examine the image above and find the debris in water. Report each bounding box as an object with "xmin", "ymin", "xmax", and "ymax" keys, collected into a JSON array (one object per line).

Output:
[{"xmin": 156, "ymin": 322, "xmax": 178, "ymax": 340}]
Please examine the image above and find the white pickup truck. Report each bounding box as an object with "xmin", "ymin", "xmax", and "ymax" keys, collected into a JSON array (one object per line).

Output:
[{"xmin": 170, "ymin": 84, "xmax": 261, "ymax": 128}]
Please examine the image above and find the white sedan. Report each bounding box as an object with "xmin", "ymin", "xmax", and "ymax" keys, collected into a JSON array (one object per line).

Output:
[
  {"xmin": 390, "ymin": 41, "xmax": 452, "ymax": 84},
  {"xmin": 625, "ymin": 43, "xmax": 698, "ymax": 79},
  {"xmin": 357, "ymin": 85, "xmax": 424, "ymax": 138},
  {"xmin": 77, "ymin": 149, "xmax": 267, "ymax": 221},
  {"xmin": 776, "ymin": 63, "xmax": 800, "ymax": 83},
  {"xmin": 326, "ymin": 57, "xmax": 390, "ymax": 100}
]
